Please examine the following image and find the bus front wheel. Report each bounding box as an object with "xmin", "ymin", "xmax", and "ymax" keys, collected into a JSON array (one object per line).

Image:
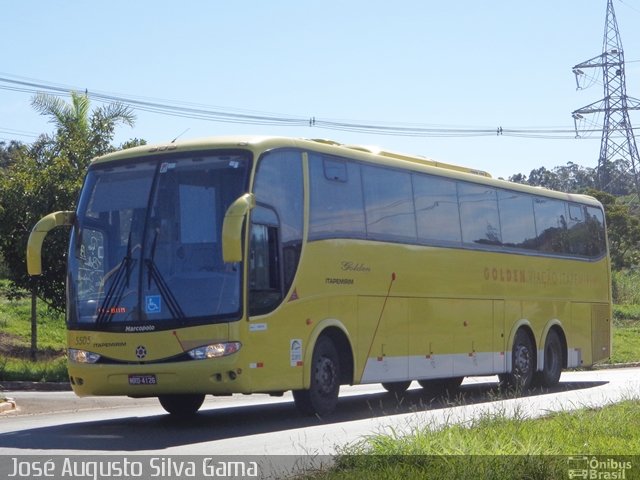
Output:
[
  {"xmin": 158, "ymin": 394, "xmax": 205, "ymax": 416},
  {"xmin": 293, "ymin": 336, "xmax": 341, "ymax": 416},
  {"xmin": 500, "ymin": 329, "xmax": 535, "ymax": 391}
]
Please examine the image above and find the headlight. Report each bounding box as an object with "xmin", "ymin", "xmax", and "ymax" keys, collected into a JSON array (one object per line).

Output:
[
  {"xmin": 187, "ymin": 342, "xmax": 241, "ymax": 360},
  {"xmin": 68, "ymin": 348, "xmax": 101, "ymax": 364}
]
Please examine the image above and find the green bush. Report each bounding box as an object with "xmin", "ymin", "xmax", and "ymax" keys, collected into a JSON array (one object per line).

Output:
[
  {"xmin": 612, "ymin": 269, "xmax": 640, "ymax": 305},
  {"xmin": 0, "ymin": 253, "xmax": 8, "ymax": 279},
  {"xmin": 613, "ymin": 304, "xmax": 640, "ymax": 321}
]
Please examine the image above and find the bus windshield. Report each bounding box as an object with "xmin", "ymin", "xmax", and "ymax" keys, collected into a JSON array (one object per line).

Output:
[{"xmin": 67, "ymin": 151, "xmax": 250, "ymax": 329}]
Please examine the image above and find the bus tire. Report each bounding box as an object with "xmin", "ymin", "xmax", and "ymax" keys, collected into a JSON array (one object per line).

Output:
[
  {"xmin": 382, "ymin": 381, "xmax": 411, "ymax": 394},
  {"xmin": 293, "ymin": 335, "xmax": 341, "ymax": 416},
  {"xmin": 501, "ymin": 328, "xmax": 535, "ymax": 391},
  {"xmin": 418, "ymin": 377, "xmax": 463, "ymax": 395},
  {"xmin": 534, "ymin": 329, "xmax": 563, "ymax": 388},
  {"xmin": 158, "ymin": 393, "xmax": 205, "ymax": 416}
]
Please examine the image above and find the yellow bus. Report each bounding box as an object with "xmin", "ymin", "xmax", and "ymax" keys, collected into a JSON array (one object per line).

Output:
[{"xmin": 27, "ymin": 136, "xmax": 611, "ymax": 416}]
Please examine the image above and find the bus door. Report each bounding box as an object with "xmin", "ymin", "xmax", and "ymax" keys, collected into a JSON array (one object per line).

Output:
[{"xmin": 245, "ymin": 150, "xmax": 304, "ymax": 392}]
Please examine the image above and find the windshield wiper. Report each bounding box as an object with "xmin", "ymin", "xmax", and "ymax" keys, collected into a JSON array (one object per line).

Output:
[
  {"xmin": 145, "ymin": 231, "xmax": 186, "ymax": 321},
  {"xmin": 96, "ymin": 232, "xmax": 135, "ymax": 323}
]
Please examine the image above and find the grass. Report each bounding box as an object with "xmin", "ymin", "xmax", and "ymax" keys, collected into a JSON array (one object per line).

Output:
[
  {"xmin": 613, "ymin": 269, "xmax": 640, "ymax": 306},
  {"xmin": 609, "ymin": 317, "xmax": 640, "ymax": 365},
  {"xmin": 309, "ymin": 400, "xmax": 640, "ymax": 479},
  {"xmin": 608, "ymin": 302, "xmax": 640, "ymax": 365},
  {"xmin": 0, "ymin": 356, "xmax": 68, "ymax": 382},
  {"xmin": 352, "ymin": 401, "xmax": 640, "ymax": 455},
  {"xmin": 608, "ymin": 271, "xmax": 640, "ymax": 365},
  {"xmin": 0, "ymin": 279, "xmax": 67, "ymax": 382}
]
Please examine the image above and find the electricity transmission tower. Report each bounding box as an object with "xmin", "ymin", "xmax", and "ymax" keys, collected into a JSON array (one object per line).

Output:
[{"xmin": 572, "ymin": 0, "xmax": 640, "ymax": 195}]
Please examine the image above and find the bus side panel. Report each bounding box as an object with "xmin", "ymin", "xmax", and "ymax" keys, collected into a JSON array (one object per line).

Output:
[
  {"xmin": 570, "ymin": 302, "xmax": 592, "ymax": 367},
  {"xmin": 569, "ymin": 302, "xmax": 611, "ymax": 367},
  {"xmin": 372, "ymin": 298, "xmax": 505, "ymax": 382},
  {"xmin": 449, "ymin": 299, "xmax": 494, "ymax": 377},
  {"xmin": 408, "ymin": 298, "xmax": 454, "ymax": 380},
  {"xmin": 493, "ymin": 300, "xmax": 506, "ymax": 373},
  {"xmin": 245, "ymin": 299, "xmax": 328, "ymax": 393},
  {"xmin": 591, "ymin": 303, "xmax": 611, "ymax": 364},
  {"xmin": 358, "ymin": 297, "xmax": 409, "ymax": 383}
]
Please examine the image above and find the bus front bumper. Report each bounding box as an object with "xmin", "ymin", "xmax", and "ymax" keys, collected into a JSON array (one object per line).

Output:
[{"xmin": 67, "ymin": 357, "xmax": 251, "ymax": 397}]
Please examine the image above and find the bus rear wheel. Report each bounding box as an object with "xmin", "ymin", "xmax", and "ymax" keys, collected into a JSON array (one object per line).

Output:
[
  {"xmin": 500, "ymin": 329, "xmax": 535, "ymax": 391},
  {"xmin": 158, "ymin": 394, "xmax": 205, "ymax": 416},
  {"xmin": 534, "ymin": 329, "xmax": 563, "ymax": 388},
  {"xmin": 293, "ymin": 336, "xmax": 341, "ymax": 416},
  {"xmin": 382, "ymin": 381, "xmax": 411, "ymax": 394}
]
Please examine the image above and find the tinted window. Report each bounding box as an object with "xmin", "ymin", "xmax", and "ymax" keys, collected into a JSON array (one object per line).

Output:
[
  {"xmin": 179, "ymin": 184, "xmax": 216, "ymax": 243},
  {"xmin": 498, "ymin": 191, "xmax": 536, "ymax": 249},
  {"xmin": 323, "ymin": 158, "xmax": 348, "ymax": 182},
  {"xmin": 309, "ymin": 154, "xmax": 366, "ymax": 239},
  {"xmin": 253, "ymin": 150, "xmax": 304, "ymax": 246},
  {"xmin": 566, "ymin": 203, "xmax": 588, "ymax": 255},
  {"xmin": 309, "ymin": 152, "xmax": 607, "ymax": 260},
  {"xmin": 252, "ymin": 150, "xmax": 304, "ymax": 310},
  {"xmin": 533, "ymin": 198, "xmax": 568, "ymax": 253},
  {"xmin": 585, "ymin": 206, "xmax": 607, "ymax": 256},
  {"xmin": 248, "ymin": 207, "xmax": 281, "ymax": 316},
  {"xmin": 70, "ymin": 154, "xmax": 250, "ymax": 326},
  {"xmin": 565, "ymin": 203, "xmax": 608, "ymax": 257},
  {"xmin": 362, "ymin": 165, "xmax": 417, "ymax": 241},
  {"xmin": 413, "ymin": 174, "xmax": 461, "ymax": 244},
  {"xmin": 458, "ymin": 183, "xmax": 501, "ymax": 245}
]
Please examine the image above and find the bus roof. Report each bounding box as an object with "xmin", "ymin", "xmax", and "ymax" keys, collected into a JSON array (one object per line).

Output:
[{"xmin": 92, "ymin": 135, "xmax": 602, "ymax": 208}]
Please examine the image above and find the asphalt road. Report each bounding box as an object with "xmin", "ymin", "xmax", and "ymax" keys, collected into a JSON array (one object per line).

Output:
[{"xmin": 0, "ymin": 367, "xmax": 638, "ymax": 458}]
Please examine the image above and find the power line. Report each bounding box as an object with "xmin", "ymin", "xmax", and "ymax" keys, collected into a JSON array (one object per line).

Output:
[
  {"xmin": 618, "ymin": 0, "xmax": 640, "ymax": 15},
  {"xmin": 0, "ymin": 127, "xmax": 39, "ymax": 139},
  {"xmin": 0, "ymin": 72, "xmax": 629, "ymax": 140}
]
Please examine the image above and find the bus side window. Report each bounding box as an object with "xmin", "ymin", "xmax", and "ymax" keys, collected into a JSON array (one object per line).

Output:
[
  {"xmin": 585, "ymin": 206, "xmax": 607, "ymax": 257},
  {"xmin": 309, "ymin": 154, "xmax": 366, "ymax": 240},
  {"xmin": 498, "ymin": 191, "xmax": 536, "ymax": 250},
  {"xmin": 249, "ymin": 206, "xmax": 281, "ymax": 316},
  {"xmin": 458, "ymin": 183, "xmax": 501, "ymax": 246},
  {"xmin": 533, "ymin": 198, "xmax": 568, "ymax": 254},
  {"xmin": 250, "ymin": 150, "xmax": 303, "ymax": 315}
]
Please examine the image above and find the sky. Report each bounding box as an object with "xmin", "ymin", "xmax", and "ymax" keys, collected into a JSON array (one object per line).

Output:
[{"xmin": 2, "ymin": 0, "xmax": 640, "ymax": 179}]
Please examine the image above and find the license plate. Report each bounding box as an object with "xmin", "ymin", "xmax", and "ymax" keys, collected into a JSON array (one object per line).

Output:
[{"xmin": 128, "ymin": 374, "xmax": 157, "ymax": 385}]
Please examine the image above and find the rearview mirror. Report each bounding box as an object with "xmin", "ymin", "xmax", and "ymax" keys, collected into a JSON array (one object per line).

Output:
[
  {"xmin": 26, "ymin": 211, "xmax": 76, "ymax": 275},
  {"xmin": 222, "ymin": 193, "xmax": 255, "ymax": 263}
]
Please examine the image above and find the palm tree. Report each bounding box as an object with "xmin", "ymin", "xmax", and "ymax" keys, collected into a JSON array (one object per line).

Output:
[{"xmin": 31, "ymin": 91, "xmax": 136, "ymax": 169}]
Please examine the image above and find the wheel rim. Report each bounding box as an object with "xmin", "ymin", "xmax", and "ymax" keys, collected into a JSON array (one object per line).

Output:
[
  {"xmin": 315, "ymin": 356, "xmax": 337, "ymax": 396},
  {"xmin": 514, "ymin": 342, "xmax": 531, "ymax": 378}
]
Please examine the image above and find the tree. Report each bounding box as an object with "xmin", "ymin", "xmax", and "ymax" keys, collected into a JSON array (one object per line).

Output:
[
  {"xmin": 509, "ymin": 163, "xmax": 596, "ymax": 193},
  {"xmin": 586, "ymin": 189, "xmax": 640, "ymax": 269},
  {"xmin": 0, "ymin": 92, "xmax": 141, "ymax": 310},
  {"xmin": 31, "ymin": 91, "xmax": 135, "ymax": 169},
  {"xmin": 510, "ymin": 161, "xmax": 638, "ymax": 196},
  {"xmin": 0, "ymin": 140, "xmax": 25, "ymax": 170}
]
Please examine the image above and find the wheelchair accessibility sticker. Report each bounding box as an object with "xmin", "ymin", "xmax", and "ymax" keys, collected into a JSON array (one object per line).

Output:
[{"xmin": 145, "ymin": 295, "xmax": 162, "ymax": 314}]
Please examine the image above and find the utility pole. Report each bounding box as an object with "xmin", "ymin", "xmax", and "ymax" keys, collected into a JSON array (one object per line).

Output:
[{"xmin": 572, "ymin": 0, "xmax": 640, "ymax": 195}]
